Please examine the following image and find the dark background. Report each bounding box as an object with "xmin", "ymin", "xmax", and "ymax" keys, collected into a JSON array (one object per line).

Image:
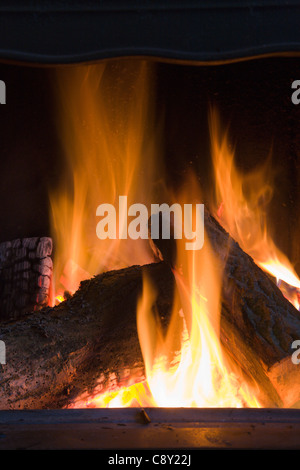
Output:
[{"xmin": 0, "ymin": 56, "xmax": 299, "ymax": 271}]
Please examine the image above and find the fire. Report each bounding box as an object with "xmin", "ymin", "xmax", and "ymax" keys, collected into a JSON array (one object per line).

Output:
[
  {"xmin": 69, "ymin": 176, "xmax": 261, "ymax": 409},
  {"xmin": 136, "ymin": 250, "xmax": 260, "ymax": 408},
  {"xmin": 135, "ymin": 180, "xmax": 260, "ymax": 408},
  {"xmin": 209, "ymin": 108, "xmax": 300, "ymax": 310},
  {"xmin": 49, "ymin": 61, "xmax": 162, "ymax": 303},
  {"xmin": 50, "ymin": 62, "xmax": 297, "ymax": 409}
]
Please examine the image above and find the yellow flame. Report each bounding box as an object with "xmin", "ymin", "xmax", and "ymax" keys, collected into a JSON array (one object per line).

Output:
[
  {"xmin": 69, "ymin": 174, "xmax": 261, "ymax": 409},
  {"xmin": 209, "ymin": 108, "xmax": 300, "ymax": 310},
  {"xmin": 135, "ymin": 178, "xmax": 260, "ymax": 408},
  {"xmin": 52, "ymin": 65, "xmax": 290, "ymax": 408},
  {"xmin": 49, "ymin": 60, "xmax": 163, "ymax": 303}
]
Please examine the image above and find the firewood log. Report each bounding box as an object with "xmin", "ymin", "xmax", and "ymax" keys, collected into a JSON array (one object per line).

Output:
[
  {"xmin": 0, "ymin": 209, "xmax": 299, "ymax": 409},
  {"xmin": 0, "ymin": 262, "xmax": 174, "ymax": 410},
  {"xmin": 149, "ymin": 208, "xmax": 300, "ymax": 358},
  {"xmin": 0, "ymin": 237, "xmax": 53, "ymax": 321},
  {"xmin": 150, "ymin": 206, "xmax": 300, "ymax": 407}
]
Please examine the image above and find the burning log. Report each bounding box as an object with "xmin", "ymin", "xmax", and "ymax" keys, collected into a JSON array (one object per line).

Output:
[
  {"xmin": 0, "ymin": 261, "xmax": 174, "ymax": 410},
  {"xmin": 0, "ymin": 237, "xmax": 53, "ymax": 321},
  {"xmin": 150, "ymin": 208, "xmax": 300, "ymax": 360},
  {"xmin": 200, "ymin": 210, "xmax": 300, "ymax": 367},
  {"xmin": 0, "ymin": 210, "xmax": 300, "ymax": 409}
]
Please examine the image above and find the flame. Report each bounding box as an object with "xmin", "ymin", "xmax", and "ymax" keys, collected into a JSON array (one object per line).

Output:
[
  {"xmin": 51, "ymin": 63, "xmax": 294, "ymax": 409},
  {"xmin": 136, "ymin": 250, "xmax": 260, "ymax": 408},
  {"xmin": 209, "ymin": 108, "xmax": 300, "ymax": 310},
  {"xmin": 49, "ymin": 61, "xmax": 162, "ymax": 303},
  {"xmin": 69, "ymin": 175, "xmax": 261, "ymax": 409}
]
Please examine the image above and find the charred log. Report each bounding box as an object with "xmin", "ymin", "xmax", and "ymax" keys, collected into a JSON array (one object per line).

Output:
[
  {"xmin": 0, "ymin": 210, "xmax": 300, "ymax": 409},
  {"xmin": 0, "ymin": 262, "xmax": 174, "ymax": 410},
  {"xmin": 150, "ymin": 208, "xmax": 300, "ymax": 369}
]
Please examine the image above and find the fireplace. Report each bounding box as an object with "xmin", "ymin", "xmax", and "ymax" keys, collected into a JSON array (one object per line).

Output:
[{"xmin": 1, "ymin": 0, "xmax": 300, "ymax": 451}]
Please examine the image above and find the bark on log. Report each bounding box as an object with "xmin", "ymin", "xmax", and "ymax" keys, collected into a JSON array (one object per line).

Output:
[
  {"xmin": 149, "ymin": 208, "xmax": 300, "ymax": 407},
  {"xmin": 0, "ymin": 237, "xmax": 53, "ymax": 321},
  {"xmin": 0, "ymin": 262, "xmax": 174, "ymax": 410},
  {"xmin": 204, "ymin": 209, "xmax": 300, "ymax": 368},
  {"xmin": 0, "ymin": 210, "xmax": 300, "ymax": 409}
]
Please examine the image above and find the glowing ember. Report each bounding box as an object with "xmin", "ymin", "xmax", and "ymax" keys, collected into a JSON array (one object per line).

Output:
[{"xmin": 55, "ymin": 294, "xmax": 65, "ymax": 304}]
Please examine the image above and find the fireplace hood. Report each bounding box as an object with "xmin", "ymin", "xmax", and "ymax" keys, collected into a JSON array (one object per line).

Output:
[{"xmin": 0, "ymin": 1, "xmax": 300, "ymax": 65}]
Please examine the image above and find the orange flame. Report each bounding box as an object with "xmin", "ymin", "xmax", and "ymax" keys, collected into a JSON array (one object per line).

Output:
[
  {"xmin": 136, "ymin": 254, "xmax": 260, "ymax": 407},
  {"xmin": 209, "ymin": 108, "xmax": 300, "ymax": 310},
  {"xmin": 49, "ymin": 61, "xmax": 163, "ymax": 303},
  {"xmin": 51, "ymin": 63, "xmax": 294, "ymax": 409},
  {"xmin": 69, "ymin": 175, "xmax": 261, "ymax": 409}
]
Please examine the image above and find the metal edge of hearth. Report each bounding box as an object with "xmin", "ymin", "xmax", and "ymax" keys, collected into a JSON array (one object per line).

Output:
[
  {"xmin": 0, "ymin": 408, "xmax": 300, "ymax": 450},
  {"xmin": 0, "ymin": 1, "xmax": 300, "ymax": 65}
]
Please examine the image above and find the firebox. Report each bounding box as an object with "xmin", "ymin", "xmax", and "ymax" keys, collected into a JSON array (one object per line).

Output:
[{"xmin": 1, "ymin": 0, "xmax": 300, "ymax": 451}]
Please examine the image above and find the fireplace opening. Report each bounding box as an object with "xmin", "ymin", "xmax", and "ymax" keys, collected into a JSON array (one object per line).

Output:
[{"xmin": 0, "ymin": 54, "xmax": 300, "ymax": 417}]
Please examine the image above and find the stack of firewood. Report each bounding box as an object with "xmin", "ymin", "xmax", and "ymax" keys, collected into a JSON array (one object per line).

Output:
[{"xmin": 0, "ymin": 237, "xmax": 53, "ymax": 320}]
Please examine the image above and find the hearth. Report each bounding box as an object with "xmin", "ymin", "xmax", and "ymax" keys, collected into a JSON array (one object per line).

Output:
[{"xmin": 1, "ymin": 0, "xmax": 300, "ymax": 451}]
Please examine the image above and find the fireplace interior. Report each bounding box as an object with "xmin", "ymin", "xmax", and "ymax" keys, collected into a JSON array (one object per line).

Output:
[{"xmin": 1, "ymin": 0, "xmax": 300, "ymax": 451}]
